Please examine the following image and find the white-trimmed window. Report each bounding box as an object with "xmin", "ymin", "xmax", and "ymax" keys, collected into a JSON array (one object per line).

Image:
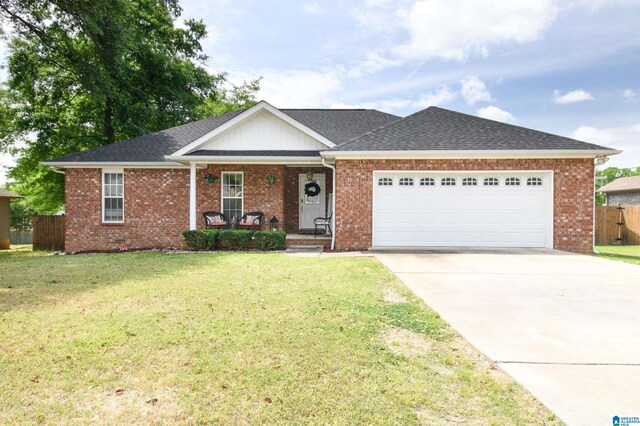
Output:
[
  {"xmin": 102, "ymin": 169, "xmax": 124, "ymax": 223},
  {"xmin": 505, "ymin": 177, "xmax": 521, "ymax": 186},
  {"xmin": 527, "ymin": 177, "xmax": 543, "ymax": 186},
  {"xmin": 399, "ymin": 177, "xmax": 414, "ymax": 186},
  {"xmin": 222, "ymin": 172, "xmax": 244, "ymax": 221},
  {"xmin": 378, "ymin": 177, "xmax": 393, "ymax": 186},
  {"xmin": 441, "ymin": 177, "xmax": 456, "ymax": 186},
  {"xmin": 420, "ymin": 177, "xmax": 435, "ymax": 186},
  {"xmin": 462, "ymin": 177, "xmax": 478, "ymax": 186},
  {"xmin": 484, "ymin": 177, "xmax": 499, "ymax": 186}
]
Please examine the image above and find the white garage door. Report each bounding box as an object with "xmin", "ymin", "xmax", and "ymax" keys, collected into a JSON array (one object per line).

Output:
[{"xmin": 372, "ymin": 171, "xmax": 553, "ymax": 248}]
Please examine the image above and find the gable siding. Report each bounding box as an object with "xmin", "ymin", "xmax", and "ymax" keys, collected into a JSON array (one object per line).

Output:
[{"xmin": 199, "ymin": 110, "xmax": 328, "ymax": 152}]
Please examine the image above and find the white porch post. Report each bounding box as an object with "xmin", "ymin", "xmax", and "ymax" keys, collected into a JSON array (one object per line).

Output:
[{"xmin": 189, "ymin": 162, "xmax": 197, "ymax": 230}]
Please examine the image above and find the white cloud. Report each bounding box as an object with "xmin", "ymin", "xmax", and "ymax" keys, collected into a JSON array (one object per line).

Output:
[
  {"xmin": 393, "ymin": 0, "xmax": 558, "ymax": 61},
  {"xmin": 330, "ymin": 86, "xmax": 456, "ymax": 113},
  {"xmin": 476, "ymin": 106, "xmax": 516, "ymax": 123},
  {"xmin": 347, "ymin": 52, "xmax": 402, "ymax": 78},
  {"xmin": 416, "ymin": 86, "xmax": 457, "ymax": 107},
  {"xmin": 256, "ymin": 68, "xmax": 343, "ymax": 108},
  {"xmin": 621, "ymin": 89, "xmax": 636, "ymax": 101},
  {"xmin": 553, "ymin": 89, "xmax": 594, "ymax": 104},
  {"xmin": 302, "ymin": 3, "xmax": 322, "ymax": 15},
  {"xmin": 571, "ymin": 123, "xmax": 640, "ymax": 167},
  {"xmin": 460, "ymin": 76, "xmax": 492, "ymax": 105}
]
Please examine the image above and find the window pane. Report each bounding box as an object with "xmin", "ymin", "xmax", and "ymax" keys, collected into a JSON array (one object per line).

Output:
[{"xmin": 223, "ymin": 198, "xmax": 242, "ymax": 221}]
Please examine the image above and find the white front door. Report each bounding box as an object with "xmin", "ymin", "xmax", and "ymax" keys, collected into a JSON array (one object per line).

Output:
[{"xmin": 299, "ymin": 173, "xmax": 326, "ymax": 229}]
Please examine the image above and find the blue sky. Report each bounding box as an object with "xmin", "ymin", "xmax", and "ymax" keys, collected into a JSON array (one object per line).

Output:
[{"xmin": 1, "ymin": 0, "xmax": 640, "ymax": 183}]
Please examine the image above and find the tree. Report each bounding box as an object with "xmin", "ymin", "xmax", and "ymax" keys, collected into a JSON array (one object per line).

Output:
[
  {"xmin": 595, "ymin": 166, "xmax": 640, "ymax": 205},
  {"xmin": 0, "ymin": 0, "xmax": 258, "ymax": 212}
]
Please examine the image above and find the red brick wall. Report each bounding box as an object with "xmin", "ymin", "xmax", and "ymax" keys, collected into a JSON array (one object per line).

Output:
[
  {"xmin": 196, "ymin": 164, "xmax": 286, "ymax": 230},
  {"xmin": 334, "ymin": 158, "xmax": 595, "ymax": 253},
  {"xmin": 66, "ymin": 165, "xmax": 289, "ymax": 251},
  {"xmin": 65, "ymin": 168, "xmax": 190, "ymax": 252},
  {"xmin": 284, "ymin": 167, "xmax": 333, "ymax": 233}
]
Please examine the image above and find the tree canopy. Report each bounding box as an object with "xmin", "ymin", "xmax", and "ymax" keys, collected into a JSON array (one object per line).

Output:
[{"xmin": 0, "ymin": 0, "xmax": 259, "ymax": 212}]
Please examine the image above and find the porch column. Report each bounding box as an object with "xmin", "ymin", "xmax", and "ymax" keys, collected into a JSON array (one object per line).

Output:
[{"xmin": 189, "ymin": 162, "xmax": 197, "ymax": 230}]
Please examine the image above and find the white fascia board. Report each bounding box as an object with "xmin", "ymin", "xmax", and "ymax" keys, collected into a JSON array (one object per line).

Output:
[
  {"xmin": 320, "ymin": 149, "xmax": 622, "ymax": 159},
  {"xmin": 170, "ymin": 101, "xmax": 336, "ymax": 157},
  {"xmin": 165, "ymin": 155, "xmax": 323, "ymax": 165},
  {"xmin": 40, "ymin": 161, "xmax": 190, "ymax": 168}
]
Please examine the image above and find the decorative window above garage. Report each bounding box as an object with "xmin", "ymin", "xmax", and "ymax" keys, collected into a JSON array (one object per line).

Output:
[
  {"xmin": 441, "ymin": 177, "xmax": 456, "ymax": 186},
  {"xmin": 462, "ymin": 177, "xmax": 478, "ymax": 186},
  {"xmin": 484, "ymin": 177, "xmax": 499, "ymax": 186},
  {"xmin": 527, "ymin": 177, "xmax": 543, "ymax": 186},
  {"xmin": 505, "ymin": 177, "xmax": 521, "ymax": 186},
  {"xmin": 420, "ymin": 177, "xmax": 435, "ymax": 186},
  {"xmin": 399, "ymin": 177, "xmax": 414, "ymax": 186},
  {"xmin": 378, "ymin": 177, "xmax": 393, "ymax": 186}
]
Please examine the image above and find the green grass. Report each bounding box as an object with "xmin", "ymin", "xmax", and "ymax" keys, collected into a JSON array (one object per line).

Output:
[
  {"xmin": 0, "ymin": 252, "xmax": 557, "ymax": 424},
  {"xmin": 595, "ymin": 245, "xmax": 640, "ymax": 266}
]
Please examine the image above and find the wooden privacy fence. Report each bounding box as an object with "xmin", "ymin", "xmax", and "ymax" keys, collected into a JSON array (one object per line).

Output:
[
  {"xmin": 32, "ymin": 215, "xmax": 65, "ymax": 251},
  {"xmin": 595, "ymin": 206, "xmax": 640, "ymax": 245}
]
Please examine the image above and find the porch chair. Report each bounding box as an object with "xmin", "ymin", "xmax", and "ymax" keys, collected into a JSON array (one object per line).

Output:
[
  {"xmin": 238, "ymin": 211, "xmax": 263, "ymax": 231},
  {"xmin": 203, "ymin": 211, "xmax": 229, "ymax": 229},
  {"xmin": 314, "ymin": 210, "xmax": 333, "ymax": 237}
]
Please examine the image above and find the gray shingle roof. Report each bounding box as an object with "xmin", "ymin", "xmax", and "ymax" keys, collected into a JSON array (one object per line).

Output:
[
  {"xmin": 45, "ymin": 108, "xmax": 399, "ymax": 164},
  {"xmin": 44, "ymin": 104, "xmax": 615, "ymax": 164},
  {"xmin": 46, "ymin": 110, "xmax": 246, "ymax": 163},
  {"xmin": 598, "ymin": 176, "xmax": 640, "ymax": 193},
  {"xmin": 281, "ymin": 109, "xmax": 399, "ymax": 144},
  {"xmin": 334, "ymin": 106, "xmax": 613, "ymax": 151}
]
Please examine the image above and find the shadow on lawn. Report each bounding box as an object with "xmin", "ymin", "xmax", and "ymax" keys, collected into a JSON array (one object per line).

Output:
[
  {"xmin": 597, "ymin": 252, "xmax": 640, "ymax": 266},
  {"xmin": 0, "ymin": 252, "xmax": 225, "ymax": 313}
]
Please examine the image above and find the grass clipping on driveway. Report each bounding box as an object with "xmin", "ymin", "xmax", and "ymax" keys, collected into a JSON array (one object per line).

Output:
[{"xmin": 0, "ymin": 252, "xmax": 556, "ymax": 424}]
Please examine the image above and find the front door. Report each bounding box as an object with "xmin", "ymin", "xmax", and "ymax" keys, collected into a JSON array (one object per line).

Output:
[{"xmin": 299, "ymin": 173, "xmax": 326, "ymax": 229}]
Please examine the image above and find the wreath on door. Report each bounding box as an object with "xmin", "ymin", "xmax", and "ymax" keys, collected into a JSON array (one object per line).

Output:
[{"xmin": 304, "ymin": 181, "xmax": 321, "ymax": 197}]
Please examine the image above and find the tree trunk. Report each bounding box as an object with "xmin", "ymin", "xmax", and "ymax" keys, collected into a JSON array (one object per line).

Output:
[{"xmin": 103, "ymin": 96, "xmax": 115, "ymax": 144}]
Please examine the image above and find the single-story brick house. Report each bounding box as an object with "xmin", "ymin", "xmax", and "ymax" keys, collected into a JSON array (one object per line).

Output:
[
  {"xmin": 598, "ymin": 176, "xmax": 640, "ymax": 206},
  {"xmin": 43, "ymin": 101, "xmax": 619, "ymax": 253}
]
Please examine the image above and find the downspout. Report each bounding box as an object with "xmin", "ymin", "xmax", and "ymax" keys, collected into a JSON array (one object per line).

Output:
[
  {"xmin": 321, "ymin": 157, "xmax": 336, "ymax": 251},
  {"xmin": 51, "ymin": 167, "xmax": 65, "ymax": 175},
  {"xmin": 593, "ymin": 155, "xmax": 609, "ymax": 253}
]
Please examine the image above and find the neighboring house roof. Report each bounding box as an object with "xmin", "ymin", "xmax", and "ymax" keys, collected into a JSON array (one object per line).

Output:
[
  {"xmin": 598, "ymin": 176, "xmax": 640, "ymax": 193},
  {"xmin": 42, "ymin": 102, "xmax": 618, "ymax": 166},
  {"xmin": 334, "ymin": 106, "xmax": 612, "ymax": 151},
  {"xmin": 0, "ymin": 188, "xmax": 21, "ymax": 199}
]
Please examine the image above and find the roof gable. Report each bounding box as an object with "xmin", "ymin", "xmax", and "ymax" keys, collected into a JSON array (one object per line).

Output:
[
  {"xmin": 598, "ymin": 176, "xmax": 640, "ymax": 193},
  {"xmin": 171, "ymin": 101, "xmax": 336, "ymax": 156}
]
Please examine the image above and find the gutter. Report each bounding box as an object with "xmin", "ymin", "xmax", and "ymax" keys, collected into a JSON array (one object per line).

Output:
[
  {"xmin": 320, "ymin": 149, "xmax": 622, "ymax": 160},
  {"xmin": 593, "ymin": 155, "xmax": 610, "ymax": 254},
  {"xmin": 321, "ymin": 157, "xmax": 336, "ymax": 251}
]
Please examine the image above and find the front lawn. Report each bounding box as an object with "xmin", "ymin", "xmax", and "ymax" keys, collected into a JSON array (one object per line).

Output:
[
  {"xmin": 0, "ymin": 252, "xmax": 556, "ymax": 424},
  {"xmin": 595, "ymin": 245, "xmax": 640, "ymax": 266}
]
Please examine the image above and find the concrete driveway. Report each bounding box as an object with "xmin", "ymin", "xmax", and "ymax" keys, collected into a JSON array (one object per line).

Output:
[{"xmin": 375, "ymin": 249, "xmax": 640, "ymax": 425}]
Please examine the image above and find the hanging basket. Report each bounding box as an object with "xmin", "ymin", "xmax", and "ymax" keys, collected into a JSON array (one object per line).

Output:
[{"xmin": 304, "ymin": 181, "xmax": 321, "ymax": 197}]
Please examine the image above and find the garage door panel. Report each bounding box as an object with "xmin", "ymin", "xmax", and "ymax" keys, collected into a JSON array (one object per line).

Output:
[{"xmin": 373, "ymin": 172, "xmax": 551, "ymax": 248}]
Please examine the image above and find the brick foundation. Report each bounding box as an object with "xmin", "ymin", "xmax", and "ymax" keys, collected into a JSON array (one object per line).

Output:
[{"xmin": 334, "ymin": 158, "xmax": 594, "ymax": 253}]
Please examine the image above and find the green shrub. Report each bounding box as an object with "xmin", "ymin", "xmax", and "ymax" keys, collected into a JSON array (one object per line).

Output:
[
  {"xmin": 201, "ymin": 230, "xmax": 219, "ymax": 250},
  {"xmin": 182, "ymin": 230, "xmax": 209, "ymax": 251},
  {"xmin": 254, "ymin": 231, "xmax": 286, "ymax": 250},
  {"xmin": 218, "ymin": 230, "xmax": 253, "ymax": 250},
  {"xmin": 183, "ymin": 230, "xmax": 219, "ymax": 250}
]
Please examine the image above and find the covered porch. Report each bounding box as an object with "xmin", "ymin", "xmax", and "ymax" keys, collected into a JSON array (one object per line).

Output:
[{"xmin": 180, "ymin": 158, "xmax": 336, "ymax": 249}]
